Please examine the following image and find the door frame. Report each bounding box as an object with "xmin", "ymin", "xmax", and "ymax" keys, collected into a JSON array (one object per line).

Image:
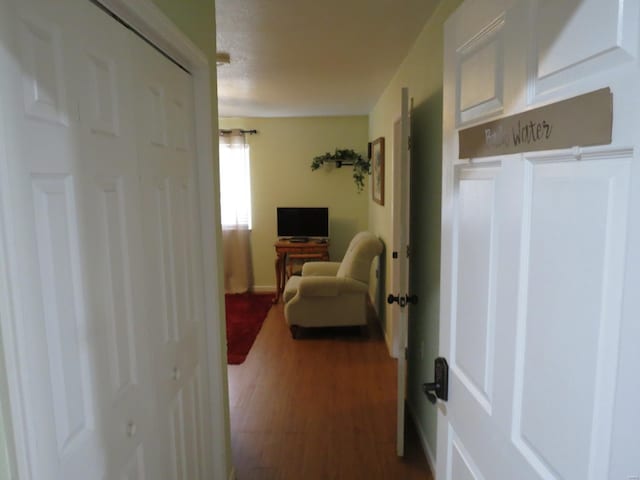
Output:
[
  {"xmin": 389, "ymin": 115, "xmax": 403, "ymax": 359},
  {"xmin": 0, "ymin": 1, "xmax": 230, "ymax": 478},
  {"xmin": 391, "ymin": 87, "xmax": 411, "ymax": 457}
]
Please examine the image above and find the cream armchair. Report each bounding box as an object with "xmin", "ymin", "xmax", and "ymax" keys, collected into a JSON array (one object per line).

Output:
[{"xmin": 283, "ymin": 231, "xmax": 383, "ymax": 337}]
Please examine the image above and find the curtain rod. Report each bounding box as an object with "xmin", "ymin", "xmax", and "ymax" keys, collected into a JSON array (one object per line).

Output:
[{"xmin": 219, "ymin": 129, "xmax": 258, "ymax": 135}]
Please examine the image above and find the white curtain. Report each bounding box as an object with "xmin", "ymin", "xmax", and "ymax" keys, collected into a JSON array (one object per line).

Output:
[{"xmin": 219, "ymin": 130, "xmax": 253, "ymax": 293}]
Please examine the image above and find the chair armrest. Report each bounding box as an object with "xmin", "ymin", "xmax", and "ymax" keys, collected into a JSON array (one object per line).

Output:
[
  {"xmin": 301, "ymin": 261, "xmax": 341, "ymax": 277},
  {"xmin": 298, "ymin": 276, "xmax": 368, "ymax": 297}
]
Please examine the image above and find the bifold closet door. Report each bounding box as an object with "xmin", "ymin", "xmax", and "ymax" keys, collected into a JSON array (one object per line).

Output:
[
  {"xmin": 132, "ymin": 28, "xmax": 210, "ymax": 480},
  {"xmin": 73, "ymin": 2, "xmax": 162, "ymax": 478},
  {"xmin": 0, "ymin": 0, "xmax": 111, "ymax": 476},
  {"xmin": 0, "ymin": 0, "xmax": 211, "ymax": 478}
]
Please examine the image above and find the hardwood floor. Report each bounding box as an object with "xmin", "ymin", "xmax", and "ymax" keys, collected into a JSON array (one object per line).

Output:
[{"xmin": 227, "ymin": 302, "xmax": 433, "ymax": 480}]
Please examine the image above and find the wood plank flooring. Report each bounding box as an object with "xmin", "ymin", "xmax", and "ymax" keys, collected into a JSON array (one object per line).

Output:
[{"xmin": 227, "ymin": 302, "xmax": 433, "ymax": 480}]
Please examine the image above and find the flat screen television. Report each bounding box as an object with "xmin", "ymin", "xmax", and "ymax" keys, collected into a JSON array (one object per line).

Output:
[{"xmin": 277, "ymin": 207, "xmax": 329, "ymax": 240}]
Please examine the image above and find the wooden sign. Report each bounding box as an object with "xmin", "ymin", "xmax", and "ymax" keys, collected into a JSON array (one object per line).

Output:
[{"xmin": 458, "ymin": 88, "xmax": 612, "ymax": 159}]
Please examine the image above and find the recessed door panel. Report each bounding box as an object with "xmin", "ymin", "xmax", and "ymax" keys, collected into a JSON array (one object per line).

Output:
[
  {"xmin": 451, "ymin": 437, "xmax": 482, "ymax": 480},
  {"xmin": 170, "ymin": 99, "xmax": 188, "ymax": 151},
  {"xmin": 169, "ymin": 391, "xmax": 187, "ymax": 480},
  {"xmin": 155, "ymin": 179, "xmax": 178, "ymax": 343},
  {"xmin": 528, "ymin": 0, "xmax": 639, "ymax": 100},
  {"xmin": 18, "ymin": 14, "xmax": 68, "ymax": 125},
  {"xmin": 456, "ymin": 15, "xmax": 505, "ymax": 126},
  {"xmin": 453, "ymin": 166, "xmax": 499, "ymax": 412},
  {"xmin": 512, "ymin": 152, "xmax": 631, "ymax": 479},
  {"xmin": 86, "ymin": 52, "xmax": 119, "ymax": 136},
  {"xmin": 120, "ymin": 445, "xmax": 146, "ymax": 480},
  {"xmin": 32, "ymin": 175, "xmax": 93, "ymax": 453},
  {"xmin": 99, "ymin": 179, "xmax": 138, "ymax": 397},
  {"xmin": 148, "ymin": 86, "xmax": 167, "ymax": 147}
]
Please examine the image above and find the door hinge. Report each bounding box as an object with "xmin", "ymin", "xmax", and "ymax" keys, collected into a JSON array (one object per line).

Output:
[
  {"xmin": 408, "ymin": 136, "xmax": 412, "ymax": 150},
  {"xmin": 406, "ymin": 244, "xmax": 411, "ymax": 258}
]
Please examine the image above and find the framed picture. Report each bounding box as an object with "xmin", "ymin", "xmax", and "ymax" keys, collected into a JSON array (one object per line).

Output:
[{"xmin": 371, "ymin": 137, "xmax": 385, "ymax": 205}]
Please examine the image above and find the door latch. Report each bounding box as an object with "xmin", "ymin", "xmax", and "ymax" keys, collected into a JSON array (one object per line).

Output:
[
  {"xmin": 387, "ymin": 294, "xmax": 419, "ymax": 307},
  {"xmin": 422, "ymin": 357, "xmax": 449, "ymax": 404}
]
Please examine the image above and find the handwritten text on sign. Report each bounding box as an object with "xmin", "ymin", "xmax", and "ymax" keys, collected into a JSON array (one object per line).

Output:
[{"xmin": 458, "ymin": 88, "xmax": 612, "ymax": 159}]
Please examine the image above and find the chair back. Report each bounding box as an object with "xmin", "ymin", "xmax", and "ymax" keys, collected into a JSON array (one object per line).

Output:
[{"xmin": 336, "ymin": 232, "xmax": 383, "ymax": 284}]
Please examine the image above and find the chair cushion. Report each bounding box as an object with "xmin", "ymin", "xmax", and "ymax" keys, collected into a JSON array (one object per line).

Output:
[
  {"xmin": 336, "ymin": 232, "xmax": 383, "ymax": 283},
  {"xmin": 301, "ymin": 261, "xmax": 341, "ymax": 276},
  {"xmin": 283, "ymin": 275, "xmax": 301, "ymax": 303}
]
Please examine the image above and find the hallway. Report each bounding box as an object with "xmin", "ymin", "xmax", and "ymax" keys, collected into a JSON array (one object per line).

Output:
[{"xmin": 227, "ymin": 303, "xmax": 432, "ymax": 479}]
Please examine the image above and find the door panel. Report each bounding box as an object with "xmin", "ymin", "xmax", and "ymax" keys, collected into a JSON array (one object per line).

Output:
[
  {"xmin": 121, "ymin": 446, "xmax": 146, "ymax": 480},
  {"xmin": 456, "ymin": 16, "xmax": 505, "ymax": 126},
  {"xmin": 450, "ymin": 437, "xmax": 480, "ymax": 480},
  {"xmin": 98, "ymin": 179, "xmax": 138, "ymax": 397},
  {"xmin": 453, "ymin": 165, "xmax": 500, "ymax": 412},
  {"xmin": 17, "ymin": 13, "xmax": 69, "ymax": 126},
  {"xmin": 528, "ymin": 0, "xmax": 640, "ymax": 101},
  {"xmin": 85, "ymin": 51, "xmax": 120, "ymax": 137},
  {"xmin": 512, "ymin": 152, "xmax": 631, "ymax": 480},
  {"xmin": 31, "ymin": 176, "xmax": 94, "ymax": 455}
]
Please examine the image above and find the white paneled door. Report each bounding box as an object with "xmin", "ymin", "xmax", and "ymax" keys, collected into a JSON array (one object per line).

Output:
[
  {"xmin": 0, "ymin": 0, "xmax": 213, "ymax": 478},
  {"xmin": 438, "ymin": 1, "xmax": 640, "ymax": 479},
  {"xmin": 133, "ymin": 34, "xmax": 208, "ymax": 480}
]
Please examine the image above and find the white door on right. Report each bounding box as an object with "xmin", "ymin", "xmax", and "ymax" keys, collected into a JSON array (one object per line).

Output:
[{"xmin": 438, "ymin": 1, "xmax": 640, "ymax": 479}]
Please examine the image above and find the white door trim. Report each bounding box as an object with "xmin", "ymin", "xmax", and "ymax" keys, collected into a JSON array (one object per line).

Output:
[{"xmin": 0, "ymin": 0, "xmax": 229, "ymax": 478}]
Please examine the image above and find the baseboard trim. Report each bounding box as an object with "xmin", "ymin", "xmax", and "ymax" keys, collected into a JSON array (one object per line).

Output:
[
  {"xmin": 369, "ymin": 296, "xmax": 395, "ymax": 358},
  {"xmin": 407, "ymin": 400, "xmax": 436, "ymax": 476},
  {"xmin": 251, "ymin": 285, "xmax": 276, "ymax": 293},
  {"xmin": 384, "ymin": 328, "xmax": 394, "ymax": 357}
]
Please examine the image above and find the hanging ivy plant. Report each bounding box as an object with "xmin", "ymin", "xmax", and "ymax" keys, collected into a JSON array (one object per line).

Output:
[{"xmin": 311, "ymin": 148, "xmax": 370, "ymax": 193}]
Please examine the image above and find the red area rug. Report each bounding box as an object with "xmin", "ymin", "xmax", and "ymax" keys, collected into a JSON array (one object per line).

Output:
[{"xmin": 225, "ymin": 292, "xmax": 274, "ymax": 365}]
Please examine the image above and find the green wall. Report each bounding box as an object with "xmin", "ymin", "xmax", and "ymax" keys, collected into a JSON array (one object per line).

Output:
[
  {"xmin": 150, "ymin": 0, "xmax": 219, "ymax": 131},
  {"xmin": 151, "ymin": 0, "xmax": 216, "ymax": 69},
  {"xmin": 219, "ymin": 116, "xmax": 370, "ymax": 289},
  {"xmin": 368, "ymin": 0, "xmax": 462, "ymax": 463}
]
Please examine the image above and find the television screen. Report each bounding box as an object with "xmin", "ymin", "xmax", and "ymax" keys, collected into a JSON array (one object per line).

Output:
[{"xmin": 277, "ymin": 207, "xmax": 329, "ymax": 239}]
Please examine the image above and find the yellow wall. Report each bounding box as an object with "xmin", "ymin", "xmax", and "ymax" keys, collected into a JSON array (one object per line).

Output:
[
  {"xmin": 368, "ymin": 0, "xmax": 462, "ymax": 463},
  {"xmin": 219, "ymin": 117, "xmax": 369, "ymax": 289},
  {"xmin": 150, "ymin": 0, "xmax": 219, "ymax": 129}
]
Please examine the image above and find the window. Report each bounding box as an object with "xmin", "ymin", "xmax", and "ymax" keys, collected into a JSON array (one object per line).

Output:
[{"xmin": 219, "ymin": 133, "xmax": 252, "ymax": 229}]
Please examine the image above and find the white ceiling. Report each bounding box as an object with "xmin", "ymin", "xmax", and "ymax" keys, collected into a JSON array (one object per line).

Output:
[{"xmin": 215, "ymin": 0, "xmax": 441, "ymax": 118}]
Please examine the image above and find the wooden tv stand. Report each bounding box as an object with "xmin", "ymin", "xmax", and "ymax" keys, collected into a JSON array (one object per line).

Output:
[{"xmin": 273, "ymin": 239, "xmax": 329, "ymax": 303}]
